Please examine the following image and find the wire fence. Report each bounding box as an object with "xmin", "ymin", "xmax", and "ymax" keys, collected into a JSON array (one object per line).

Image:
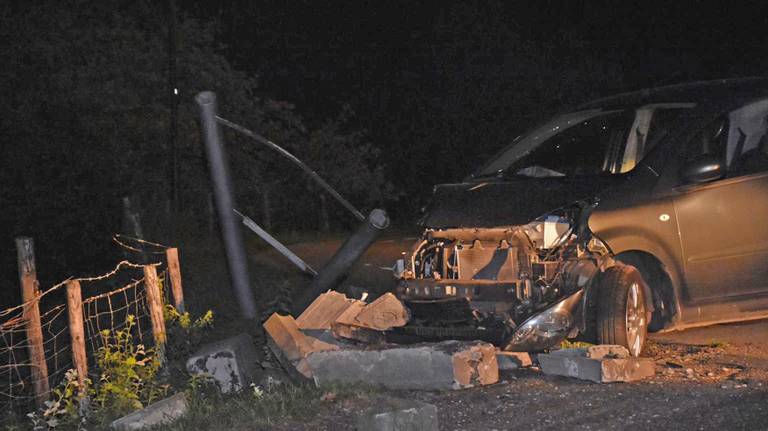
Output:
[{"xmin": 0, "ymin": 236, "xmax": 182, "ymax": 422}]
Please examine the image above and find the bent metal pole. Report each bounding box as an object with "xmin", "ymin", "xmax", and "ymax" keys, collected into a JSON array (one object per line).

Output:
[
  {"xmin": 215, "ymin": 115, "xmax": 366, "ymax": 222},
  {"xmin": 293, "ymin": 208, "xmax": 390, "ymax": 314},
  {"xmin": 196, "ymin": 91, "xmax": 257, "ymax": 319}
]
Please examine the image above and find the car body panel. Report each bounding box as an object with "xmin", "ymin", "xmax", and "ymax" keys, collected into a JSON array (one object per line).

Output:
[
  {"xmin": 673, "ymin": 172, "xmax": 768, "ymax": 302},
  {"xmin": 421, "ymin": 176, "xmax": 615, "ymax": 228}
]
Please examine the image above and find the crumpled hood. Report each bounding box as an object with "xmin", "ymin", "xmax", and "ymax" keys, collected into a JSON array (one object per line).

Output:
[{"xmin": 420, "ymin": 177, "xmax": 616, "ymax": 228}]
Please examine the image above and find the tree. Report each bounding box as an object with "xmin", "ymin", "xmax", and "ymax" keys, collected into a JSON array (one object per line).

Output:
[{"xmin": 0, "ymin": 0, "xmax": 304, "ymax": 297}]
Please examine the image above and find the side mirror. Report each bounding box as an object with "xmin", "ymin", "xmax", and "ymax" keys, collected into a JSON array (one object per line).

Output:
[{"xmin": 680, "ymin": 155, "xmax": 725, "ymax": 184}]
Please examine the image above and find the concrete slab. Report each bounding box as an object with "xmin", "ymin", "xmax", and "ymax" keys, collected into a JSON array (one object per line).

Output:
[
  {"xmin": 111, "ymin": 393, "xmax": 187, "ymax": 430},
  {"xmin": 186, "ymin": 333, "xmax": 258, "ymax": 393},
  {"xmin": 355, "ymin": 398, "xmax": 438, "ymax": 431},
  {"xmin": 548, "ymin": 345, "xmax": 630, "ymax": 359},
  {"xmin": 538, "ymin": 351, "xmax": 655, "ymax": 383},
  {"xmin": 307, "ymin": 340, "xmax": 498, "ymax": 390}
]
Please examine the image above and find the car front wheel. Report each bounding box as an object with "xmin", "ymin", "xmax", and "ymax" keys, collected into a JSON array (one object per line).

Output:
[{"xmin": 596, "ymin": 265, "xmax": 648, "ymax": 356}]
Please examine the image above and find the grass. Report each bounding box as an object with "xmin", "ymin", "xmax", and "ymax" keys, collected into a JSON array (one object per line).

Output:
[
  {"xmin": 559, "ymin": 339, "xmax": 594, "ymax": 349},
  {"xmin": 157, "ymin": 381, "xmax": 376, "ymax": 431}
]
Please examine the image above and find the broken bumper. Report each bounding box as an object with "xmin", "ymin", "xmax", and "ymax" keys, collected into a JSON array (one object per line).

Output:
[{"xmin": 397, "ymin": 278, "xmax": 584, "ymax": 351}]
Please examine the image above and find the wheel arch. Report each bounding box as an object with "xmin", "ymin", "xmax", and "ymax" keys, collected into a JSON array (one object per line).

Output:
[
  {"xmin": 588, "ymin": 201, "xmax": 687, "ymax": 327},
  {"xmin": 614, "ymin": 250, "xmax": 679, "ymax": 331}
]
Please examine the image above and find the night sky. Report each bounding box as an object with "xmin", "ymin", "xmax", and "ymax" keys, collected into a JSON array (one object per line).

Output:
[{"xmin": 190, "ymin": 1, "xmax": 768, "ymax": 114}]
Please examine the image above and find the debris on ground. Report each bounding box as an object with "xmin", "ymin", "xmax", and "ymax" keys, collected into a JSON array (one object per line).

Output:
[
  {"xmin": 263, "ymin": 313, "xmax": 340, "ymax": 380},
  {"xmin": 264, "ymin": 291, "xmax": 503, "ymax": 389},
  {"xmin": 355, "ymin": 398, "xmax": 439, "ymax": 431},
  {"xmin": 295, "ymin": 290, "xmax": 360, "ymax": 330},
  {"xmin": 496, "ymin": 350, "xmax": 532, "ymax": 370},
  {"xmin": 110, "ymin": 392, "xmax": 188, "ymax": 431},
  {"xmin": 186, "ymin": 333, "xmax": 259, "ymax": 393},
  {"xmin": 537, "ymin": 345, "xmax": 655, "ymax": 383},
  {"xmin": 291, "ymin": 291, "xmax": 410, "ymax": 344}
]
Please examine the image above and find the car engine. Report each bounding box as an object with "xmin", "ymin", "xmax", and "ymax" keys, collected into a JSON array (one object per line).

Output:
[{"xmin": 393, "ymin": 203, "xmax": 605, "ymax": 349}]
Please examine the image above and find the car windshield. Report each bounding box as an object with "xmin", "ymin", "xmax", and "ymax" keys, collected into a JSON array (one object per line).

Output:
[{"xmin": 475, "ymin": 104, "xmax": 695, "ymax": 178}]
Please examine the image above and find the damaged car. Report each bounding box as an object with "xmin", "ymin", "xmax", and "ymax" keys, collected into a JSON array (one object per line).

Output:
[{"xmin": 393, "ymin": 78, "xmax": 768, "ymax": 356}]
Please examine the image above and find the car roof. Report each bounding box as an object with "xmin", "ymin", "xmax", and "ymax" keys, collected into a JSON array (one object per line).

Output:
[{"xmin": 577, "ymin": 77, "xmax": 768, "ymax": 111}]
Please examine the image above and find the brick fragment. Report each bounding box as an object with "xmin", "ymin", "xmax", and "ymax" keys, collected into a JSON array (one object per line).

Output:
[
  {"xmin": 263, "ymin": 313, "xmax": 339, "ymax": 379},
  {"xmin": 452, "ymin": 343, "xmax": 499, "ymax": 387},
  {"xmin": 496, "ymin": 351, "xmax": 532, "ymax": 369},
  {"xmin": 296, "ymin": 291, "xmax": 359, "ymax": 330}
]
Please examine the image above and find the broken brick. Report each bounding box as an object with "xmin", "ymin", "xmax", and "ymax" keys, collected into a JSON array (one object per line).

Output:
[
  {"xmin": 263, "ymin": 313, "xmax": 339, "ymax": 379},
  {"xmin": 353, "ymin": 292, "xmax": 410, "ymax": 331},
  {"xmin": 296, "ymin": 291, "xmax": 359, "ymax": 330},
  {"xmin": 333, "ymin": 300, "xmax": 367, "ymax": 327},
  {"xmin": 496, "ymin": 351, "xmax": 533, "ymax": 369},
  {"xmin": 330, "ymin": 322, "xmax": 386, "ymax": 344},
  {"xmin": 452, "ymin": 343, "xmax": 499, "ymax": 387},
  {"xmin": 329, "ymin": 293, "xmax": 409, "ymax": 342}
]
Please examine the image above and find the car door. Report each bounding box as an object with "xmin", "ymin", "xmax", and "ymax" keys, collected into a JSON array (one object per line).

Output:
[{"xmin": 674, "ymin": 98, "xmax": 768, "ymax": 302}]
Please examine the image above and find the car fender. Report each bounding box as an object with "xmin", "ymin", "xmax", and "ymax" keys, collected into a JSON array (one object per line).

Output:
[{"xmin": 588, "ymin": 211, "xmax": 685, "ymax": 323}]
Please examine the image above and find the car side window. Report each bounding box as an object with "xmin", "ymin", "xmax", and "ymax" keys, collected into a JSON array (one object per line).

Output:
[
  {"xmin": 726, "ymin": 99, "xmax": 768, "ymax": 177},
  {"xmin": 683, "ymin": 116, "xmax": 729, "ymax": 165}
]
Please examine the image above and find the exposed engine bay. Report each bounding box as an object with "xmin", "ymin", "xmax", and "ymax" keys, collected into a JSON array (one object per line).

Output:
[{"xmin": 393, "ymin": 202, "xmax": 611, "ymax": 351}]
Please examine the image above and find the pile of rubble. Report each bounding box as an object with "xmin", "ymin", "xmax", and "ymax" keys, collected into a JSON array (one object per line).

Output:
[
  {"xmin": 261, "ymin": 291, "xmax": 656, "ymax": 389},
  {"xmin": 263, "ymin": 291, "xmax": 499, "ymax": 390},
  {"xmin": 110, "ymin": 291, "xmax": 658, "ymax": 429}
]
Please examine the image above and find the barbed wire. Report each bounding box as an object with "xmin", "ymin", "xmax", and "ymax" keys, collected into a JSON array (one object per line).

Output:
[
  {"xmin": 0, "ymin": 260, "xmax": 160, "ymax": 320},
  {"xmin": 112, "ymin": 234, "xmax": 170, "ymax": 255},
  {"xmin": 0, "ymin": 255, "xmax": 168, "ymax": 417}
]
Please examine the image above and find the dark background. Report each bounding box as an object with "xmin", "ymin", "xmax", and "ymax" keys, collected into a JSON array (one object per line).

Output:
[{"xmin": 2, "ymin": 0, "xmax": 767, "ymax": 305}]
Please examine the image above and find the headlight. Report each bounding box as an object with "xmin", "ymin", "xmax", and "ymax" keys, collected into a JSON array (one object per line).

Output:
[{"xmin": 504, "ymin": 290, "xmax": 583, "ymax": 352}]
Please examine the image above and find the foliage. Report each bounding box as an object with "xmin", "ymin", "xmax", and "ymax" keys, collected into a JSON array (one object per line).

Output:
[
  {"xmin": 26, "ymin": 369, "xmax": 88, "ymax": 430},
  {"xmin": 0, "ymin": 0, "xmax": 319, "ymax": 292},
  {"xmin": 164, "ymin": 305, "xmax": 214, "ymax": 359},
  {"xmin": 91, "ymin": 315, "xmax": 168, "ymax": 416},
  {"xmin": 302, "ymin": 105, "xmax": 398, "ymax": 228}
]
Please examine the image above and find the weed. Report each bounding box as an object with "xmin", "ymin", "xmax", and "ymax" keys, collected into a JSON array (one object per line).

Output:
[
  {"xmin": 26, "ymin": 369, "xmax": 88, "ymax": 430},
  {"xmin": 91, "ymin": 315, "xmax": 168, "ymax": 416},
  {"xmin": 560, "ymin": 339, "xmax": 594, "ymax": 349},
  {"xmin": 164, "ymin": 305, "xmax": 214, "ymax": 360}
]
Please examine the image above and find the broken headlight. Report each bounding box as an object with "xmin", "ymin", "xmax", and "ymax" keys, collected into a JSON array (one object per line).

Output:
[{"xmin": 504, "ymin": 290, "xmax": 583, "ymax": 351}]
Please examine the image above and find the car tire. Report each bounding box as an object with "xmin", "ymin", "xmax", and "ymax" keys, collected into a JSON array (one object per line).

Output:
[{"xmin": 596, "ymin": 265, "xmax": 648, "ymax": 356}]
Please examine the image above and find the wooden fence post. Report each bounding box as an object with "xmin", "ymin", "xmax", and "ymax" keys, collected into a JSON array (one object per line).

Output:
[
  {"xmin": 15, "ymin": 237, "xmax": 50, "ymax": 407},
  {"xmin": 165, "ymin": 248, "xmax": 185, "ymax": 313},
  {"xmin": 65, "ymin": 280, "xmax": 87, "ymax": 392},
  {"xmin": 143, "ymin": 265, "xmax": 167, "ymax": 351}
]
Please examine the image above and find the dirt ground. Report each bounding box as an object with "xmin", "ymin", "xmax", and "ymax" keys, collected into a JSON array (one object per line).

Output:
[{"xmin": 251, "ymin": 237, "xmax": 768, "ymax": 431}]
